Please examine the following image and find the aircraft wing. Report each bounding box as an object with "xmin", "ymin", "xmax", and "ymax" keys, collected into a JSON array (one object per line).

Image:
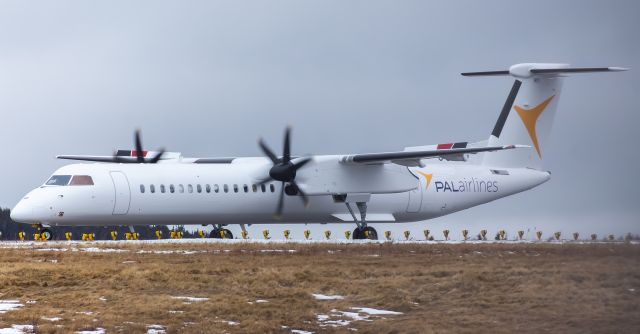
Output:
[
  {"xmin": 57, "ymin": 155, "xmax": 133, "ymax": 163},
  {"xmin": 340, "ymin": 145, "xmax": 524, "ymax": 166}
]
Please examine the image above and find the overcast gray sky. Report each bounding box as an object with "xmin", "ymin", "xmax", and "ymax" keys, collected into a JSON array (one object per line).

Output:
[{"xmin": 0, "ymin": 0, "xmax": 638, "ymax": 239}]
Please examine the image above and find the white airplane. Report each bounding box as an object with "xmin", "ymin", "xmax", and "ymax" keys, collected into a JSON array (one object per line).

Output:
[{"xmin": 10, "ymin": 63, "xmax": 626, "ymax": 240}]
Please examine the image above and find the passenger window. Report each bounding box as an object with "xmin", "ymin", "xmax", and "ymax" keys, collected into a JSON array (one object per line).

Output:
[
  {"xmin": 178, "ymin": 184, "xmax": 184, "ymax": 193},
  {"xmin": 160, "ymin": 185, "xmax": 166, "ymax": 193},
  {"xmin": 170, "ymin": 184, "xmax": 175, "ymax": 193},
  {"xmin": 215, "ymin": 184, "xmax": 220, "ymax": 193},
  {"xmin": 206, "ymin": 184, "xmax": 211, "ymax": 193},
  {"xmin": 70, "ymin": 175, "xmax": 95, "ymax": 186},
  {"xmin": 261, "ymin": 184, "xmax": 266, "ymax": 192},
  {"xmin": 252, "ymin": 184, "xmax": 257, "ymax": 192},
  {"xmin": 188, "ymin": 184, "xmax": 193, "ymax": 193},
  {"xmin": 196, "ymin": 184, "xmax": 202, "ymax": 193},
  {"xmin": 150, "ymin": 184, "xmax": 156, "ymax": 193},
  {"xmin": 233, "ymin": 184, "xmax": 239, "ymax": 193},
  {"xmin": 140, "ymin": 184, "xmax": 145, "ymax": 193},
  {"xmin": 243, "ymin": 184, "xmax": 249, "ymax": 193},
  {"xmin": 270, "ymin": 184, "xmax": 275, "ymax": 193},
  {"xmin": 45, "ymin": 175, "xmax": 72, "ymax": 186},
  {"xmin": 223, "ymin": 184, "xmax": 229, "ymax": 193}
]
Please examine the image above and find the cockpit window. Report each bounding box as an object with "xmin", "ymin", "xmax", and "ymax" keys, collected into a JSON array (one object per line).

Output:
[
  {"xmin": 70, "ymin": 175, "xmax": 94, "ymax": 186},
  {"xmin": 45, "ymin": 175, "xmax": 72, "ymax": 186}
]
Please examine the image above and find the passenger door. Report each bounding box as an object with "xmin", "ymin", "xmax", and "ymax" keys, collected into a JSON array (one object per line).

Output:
[{"xmin": 110, "ymin": 171, "xmax": 131, "ymax": 215}]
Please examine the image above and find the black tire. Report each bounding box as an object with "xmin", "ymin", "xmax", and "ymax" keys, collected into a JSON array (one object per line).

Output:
[
  {"xmin": 364, "ymin": 227, "xmax": 378, "ymax": 240},
  {"xmin": 222, "ymin": 229, "xmax": 233, "ymax": 239},
  {"xmin": 41, "ymin": 228, "xmax": 53, "ymax": 241},
  {"xmin": 352, "ymin": 227, "xmax": 364, "ymax": 240},
  {"xmin": 209, "ymin": 229, "xmax": 222, "ymax": 239}
]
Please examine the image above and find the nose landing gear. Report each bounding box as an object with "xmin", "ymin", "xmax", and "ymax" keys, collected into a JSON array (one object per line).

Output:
[{"xmin": 40, "ymin": 228, "xmax": 53, "ymax": 241}]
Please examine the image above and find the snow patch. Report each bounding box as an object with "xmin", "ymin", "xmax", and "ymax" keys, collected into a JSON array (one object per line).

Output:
[
  {"xmin": 75, "ymin": 328, "xmax": 105, "ymax": 334},
  {"xmin": 255, "ymin": 299, "xmax": 269, "ymax": 303},
  {"xmin": 312, "ymin": 293, "xmax": 344, "ymax": 301},
  {"xmin": 0, "ymin": 300, "xmax": 23, "ymax": 314},
  {"xmin": 41, "ymin": 317, "xmax": 62, "ymax": 322},
  {"xmin": 146, "ymin": 324, "xmax": 166, "ymax": 334},
  {"xmin": 171, "ymin": 296, "xmax": 209, "ymax": 303},
  {"xmin": 0, "ymin": 324, "xmax": 34, "ymax": 334},
  {"xmin": 291, "ymin": 330, "xmax": 314, "ymax": 334},
  {"xmin": 350, "ymin": 307, "xmax": 403, "ymax": 315}
]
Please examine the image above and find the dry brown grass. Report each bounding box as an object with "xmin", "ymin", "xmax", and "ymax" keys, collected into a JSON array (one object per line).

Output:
[{"xmin": 0, "ymin": 241, "xmax": 639, "ymax": 333}]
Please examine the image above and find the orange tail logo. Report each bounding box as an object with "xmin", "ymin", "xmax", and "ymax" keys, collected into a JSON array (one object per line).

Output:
[
  {"xmin": 416, "ymin": 171, "xmax": 433, "ymax": 190},
  {"xmin": 514, "ymin": 95, "xmax": 555, "ymax": 158}
]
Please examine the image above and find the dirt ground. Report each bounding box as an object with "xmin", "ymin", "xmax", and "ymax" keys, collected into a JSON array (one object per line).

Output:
[{"xmin": 0, "ymin": 241, "xmax": 638, "ymax": 333}]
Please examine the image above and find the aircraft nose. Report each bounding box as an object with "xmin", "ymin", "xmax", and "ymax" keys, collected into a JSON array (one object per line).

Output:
[{"xmin": 10, "ymin": 199, "xmax": 34, "ymax": 223}]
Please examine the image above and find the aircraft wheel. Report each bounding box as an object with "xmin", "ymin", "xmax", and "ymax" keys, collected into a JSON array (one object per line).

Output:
[
  {"xmin": 222, "ymin": 229, "xmax": 233, "ymax": 239},
  {"xmin": 352, "ymin": 227, "xmax": 364, "ymax": 240},
  {"xmin": 364, "ymin": 227, "xmax": 378, "ymax": 240},
  {"xmin": 41, "ymin": 228, "xmax": 53, "ymax": 241},
  {"xmin": 209, "ymin": 229, "xmax": 222, "ymax": 239}
]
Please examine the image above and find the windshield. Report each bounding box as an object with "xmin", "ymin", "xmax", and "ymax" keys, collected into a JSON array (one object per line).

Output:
[{"xmin": 45, "ymin": 175, "xmax": 72, "ymax": 186}]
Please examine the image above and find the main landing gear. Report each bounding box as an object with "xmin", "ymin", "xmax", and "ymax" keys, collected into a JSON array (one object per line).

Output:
[
  {"xmin": 345, "ymin": 200, "xmax": 378, "ymax": 240},
  {"xmin": 209, "ymin": 225, "xmax": 233, "ymax": 239}
]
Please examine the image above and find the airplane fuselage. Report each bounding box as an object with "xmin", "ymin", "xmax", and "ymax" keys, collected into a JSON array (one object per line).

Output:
[{"xmin": 11, "ymin": 158, "xmax": 550, "ymax": 227}]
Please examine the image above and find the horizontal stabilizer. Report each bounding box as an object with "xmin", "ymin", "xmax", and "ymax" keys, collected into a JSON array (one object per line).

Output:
[{"xmin": 462, "ymin": 64, "xmax": 628, "ymax": 78}]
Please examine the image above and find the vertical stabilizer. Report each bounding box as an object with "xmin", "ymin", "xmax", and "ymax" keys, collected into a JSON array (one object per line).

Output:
[{"xmin": 461, "ymin": 63, "xmax": 627, "ymax": 170}]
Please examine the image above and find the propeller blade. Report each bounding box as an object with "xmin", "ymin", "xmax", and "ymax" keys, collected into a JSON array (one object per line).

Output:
[
  {"xmin": 292, "ymin": 181, "xmax": 310, "ymax": 208},
  {"xmin": 283, "ymin": 126, "xmax": 291, "ymax": 163},
  {"xmin": 292, "ymin": 157, "xmax": 312, "ymax": 171},
  {"xmin": 259, "ymin": 138, "xmax": 279, "ymax": 163},
  {"xmin": 148, "ymin": 148, "xmax": 165, "ymax": 163},
  {"xmin": 275, "ymin": 182, "xmax": 285, "ymax": 219},
  {"xmin": 134, "ymin": 129, "xmax": 144, "ymax": 163}
]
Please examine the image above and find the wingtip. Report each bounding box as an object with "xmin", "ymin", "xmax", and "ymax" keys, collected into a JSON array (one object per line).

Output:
[{"xmin": 608, "ymin": 67, "xmax": 629, "ymax": 72}]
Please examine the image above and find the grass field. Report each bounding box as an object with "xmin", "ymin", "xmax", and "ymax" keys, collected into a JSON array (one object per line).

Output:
[{"xmin": 0, "ymin": 241, "xmax": 639, "ymax": 333}]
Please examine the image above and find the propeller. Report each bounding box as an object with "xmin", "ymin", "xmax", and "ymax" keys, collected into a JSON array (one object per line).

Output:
[
  {"xmin": 258, "ymin": 127, "xmax": 312, "ymax": 218},
  {"xmin": 114, "ymin": 129, "xmax": 165, "ymax": 163}
]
